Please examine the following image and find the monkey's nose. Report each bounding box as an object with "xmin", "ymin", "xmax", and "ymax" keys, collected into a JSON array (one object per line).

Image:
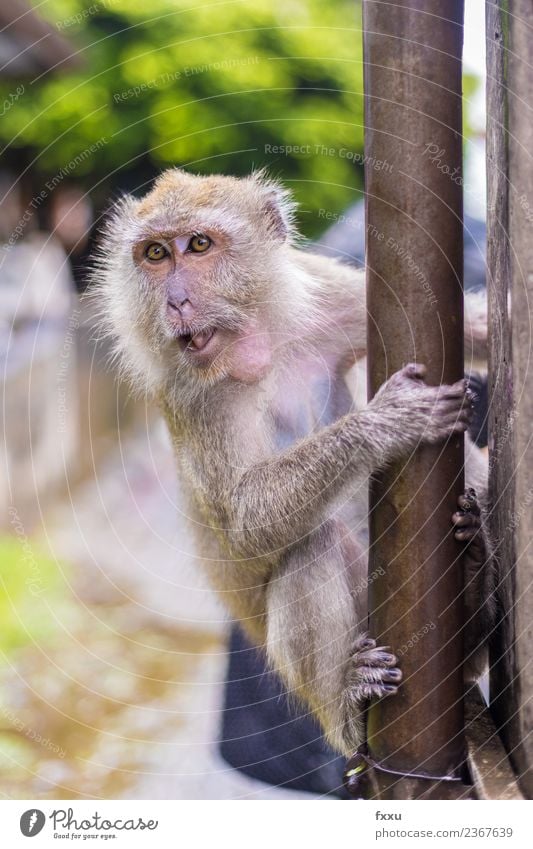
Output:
[{"xmin": 167, "ymin": 297, "xmax": 195, "ymax": 319}]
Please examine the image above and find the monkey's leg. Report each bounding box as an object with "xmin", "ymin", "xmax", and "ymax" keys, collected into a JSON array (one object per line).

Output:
[
  {"xmin": 451, "ymin": 488, "xmax": 497, "ymax": 680},
  {"xmin": 265, "ymin": 520, "xmax": 401, "ymax": 756}
]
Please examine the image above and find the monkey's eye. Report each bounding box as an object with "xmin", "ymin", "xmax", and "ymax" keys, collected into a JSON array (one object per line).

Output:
[
  {"xmin": 187, "ymin": 234, "xmax": 212, "ymax": 253},
  {"xmin": 144, "ymin": 242, "xmax": 169, "ymax": 261}
]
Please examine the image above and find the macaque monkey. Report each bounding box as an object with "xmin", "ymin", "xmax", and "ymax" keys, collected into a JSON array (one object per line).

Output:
[{"xmin": 93, "ymin": 169, "xmax": 495, "ymax": 755}]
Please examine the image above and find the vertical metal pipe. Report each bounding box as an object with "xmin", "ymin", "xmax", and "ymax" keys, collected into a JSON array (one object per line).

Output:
[{"xmin": 362, "ymin": 0, "xmax": 466, "ymax": 799}]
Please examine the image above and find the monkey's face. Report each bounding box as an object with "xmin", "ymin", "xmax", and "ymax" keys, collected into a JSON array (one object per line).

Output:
[
  {"xmin": 132, "ymin": 228, "xmax": 239, "ymax": 367},
  {"xmin": 113, "ymin": 169, "xmax": 296, "ymax": 389}
]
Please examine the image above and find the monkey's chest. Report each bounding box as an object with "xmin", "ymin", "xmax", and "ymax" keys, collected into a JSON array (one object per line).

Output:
[{"xmin": 271, "ymin": 362, "xmax": 353, "ymax": 449}]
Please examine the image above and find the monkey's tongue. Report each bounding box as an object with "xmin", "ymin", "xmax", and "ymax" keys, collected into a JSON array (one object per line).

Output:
[{"xmin": 190, "ymin": 329, "xmax": 213, "ymax": 350}]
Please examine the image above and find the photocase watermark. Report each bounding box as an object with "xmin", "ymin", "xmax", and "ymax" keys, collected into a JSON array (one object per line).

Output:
[
  {"xmin": 7, "ymin": 506, "xmax": 46, "ymax": 598},
  {"xmin": 20, "ymin": 809, "xmax": 46, "ymax": 837},
  {"xmin": 184, "ymin": 55, "xmax": 260, "ymax": 77},
  {"xmin": 44, "ymin": 137, "xmax": 107, "ymax": 193},
  {"xmin": 1, "ymin": 137, "xmax": 107, "ymax": 254},
  {"xmin": 1, "ymin": 190, "xmax": 47, "ymax": 254},
  {"xmin": 396, "ymin": 620, "xmax": 436, "ymax": 657},
  {"xmin": 358, "ymin": 220, "xmax": 438, "ymax": 306},
  {"xmin": 384, "ymin": 233, "xmax": 438, "ymax": 306},
  {"xmin": 508, "ymin": 484, "xmax": 533, "ymax": 531},
  {"xmin": 114, "ymin": 70, "xmax": 183, "ymax": 102},
  {"xmin": 289, "ymin": 566, "xmax": 385, "ymax": 639},
  {"xmin": 265, "ymin": 143, "xmax": 312, "ymax": 157},
  {"xmin": 421, "ymin": 141, "xmax": 484, "ymax": 211},
  {"xmin": 113, "ymin": 56, "xmax": 261, "ymax": 102},
  {"xmin": 265, "ymin": 143, "xmax": 393, "ymax": 172},
  {"xmin": 50, "ymin": 808, "xmax": 158, "ymax": 834},
  {"xmin": 489, "ymin": 406, "xmax": 516, "ymax": 471},
  {"xmin": 20, "ymin": 807, "xmax": 159, "ymax": 838},
  {"xmin": 315, "ymin": 145, "xmax": 393, "ymax": 172},
  {"xmin": 422, "ymin": 143, "xmax": 464, "ymax": 185},
  {"xmin": 1, "ymin": 83, "xmax": 24, "ymax": 117},
  {"xmin": 317, "ymin": 208, "xmax": 364, "ymax": 229},
  {"xmin": 56, "ymin": 3, "xmax": 100, "ymax": 30},
  {"xmin": 518, "ymin": 193, "xmax": 533, "ymax": 225},
  {"xmin": 57, "ymin": 309, "xmax": 81, "ymax": 433},
  {"xmin": 1, "ymin": 703, "xmax": 66, "ymax": 758},
  {"xmin": 55, "ymin": 0, "xmax": 120, "ymax": 30},
  {"xmin": 315, "ymin": 210, "xmax": 438, "ymax": 305}
]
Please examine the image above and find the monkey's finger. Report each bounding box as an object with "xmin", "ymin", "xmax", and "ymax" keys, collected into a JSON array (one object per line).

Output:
[
  {"xmin": 382, "ymin": 668, "xmax": 402, "ymax": 683},
  {"xmin": 435, "ymin": 401, "xmax": 472, "ymax": 421},
  {"xmin": 436, "ymin": 379, "xmax": 469, "ymax": 399},
  {"xmin": 451, "ymin": 511, "xmax": 481, "ymax": 529},
  {"xmin": 364, "ymin": 649, "xmax": 398, "ymax": 667},
  {"xmin": 434, "ymin": 396, "xmax": 470, "ymax": 410},
  {"xmin": 437, "ymin": 405, "xmax": 473, "ymax": 422},
  {"xmin": 437, "ymin": 406, "xmax": 473, "ymax": 426},
  {"xmin": 435, "ymin": 416, "xmax": 470, "ymax": 434},
  {"xmin": 458, "ymin": 492, "xmax": 480, "ymax": 514},
  {"xmin": 402, "ymin": 362, "xmax": 427, "ymax": 381},
  {"xmin": 362, "ymin": 682, "xmax": 400, "ymax": 700},
  {"xmin": 356, "ymin": 649, "xmax": 395, "ymax": 668},
  {"xmin": 450, "ymin": 421, "xmax": 470, "ymax": 434},
  {"xmin": 455, "ymin": 527, "xmax": 481, "ymax": 542}
]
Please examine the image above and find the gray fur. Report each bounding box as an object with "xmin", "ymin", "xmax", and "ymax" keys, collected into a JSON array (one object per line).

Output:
[{"xmin": 91, "ymin": 169, "xmax": 496, "ymax": 755}]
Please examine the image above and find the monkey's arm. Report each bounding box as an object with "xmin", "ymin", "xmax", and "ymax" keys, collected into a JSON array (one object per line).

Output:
[
  {"xmin": 229, "ymin": 365, "xmax": 469, "ymax": 556},
  {"xmin": 300, "ymin": 253, "xmax": 488, "ymax": 365},
  {"xmin": 337, "ymin": 282, "xmax": 488, "ymax": 361}
]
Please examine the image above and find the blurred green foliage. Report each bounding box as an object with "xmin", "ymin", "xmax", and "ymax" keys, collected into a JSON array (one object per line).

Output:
[
  {"xmin": 1, "ymin": 1, "xmax": 480, "ymax": 236},
  {"xmin": 0, "ymin": 537, "xmax": 66, "ymax": 661},
  {"xmin": 1, "ymin": 0, "xmax": 367, "ymax": 234}
]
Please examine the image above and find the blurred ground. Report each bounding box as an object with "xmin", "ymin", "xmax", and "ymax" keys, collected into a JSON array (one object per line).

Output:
[{"xmin": 0, "ymin": 408, "xmax": 313, "ymax": 800}]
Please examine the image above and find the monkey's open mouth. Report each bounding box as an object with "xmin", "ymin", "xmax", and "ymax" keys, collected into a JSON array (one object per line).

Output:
[{"xmin": 177, "ymin": 328, "xmax": 216, "ymax": 353}]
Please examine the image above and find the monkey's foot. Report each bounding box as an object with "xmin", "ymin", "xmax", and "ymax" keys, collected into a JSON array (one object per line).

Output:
[
  {"xmin": 337, "ymin": 635, "xmax": 401, "ymax": 755},
  {"xmin": 451, "ymin": 488, "xmax": 487, "ymax": 569},
  {"xmin": 345, "ymin": 635, "xmax": 402, "ymax": 701}
]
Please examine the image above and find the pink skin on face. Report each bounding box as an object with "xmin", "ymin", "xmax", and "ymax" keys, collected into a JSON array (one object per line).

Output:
[
  {"xmin": 226, "ymin": 323, "xmax": 272, "ymax": 383},
  {"xmin": 134, "ymin": 233, "xmax": 273, "ymax": 382}
]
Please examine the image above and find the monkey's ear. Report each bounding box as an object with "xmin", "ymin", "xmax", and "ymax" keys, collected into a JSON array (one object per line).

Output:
[{"xmin": 250, "ymin": 172, "xmax": 296, "ymax": 240}]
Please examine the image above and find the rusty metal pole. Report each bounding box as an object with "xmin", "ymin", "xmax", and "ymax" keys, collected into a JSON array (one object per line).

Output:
[{"xmin": 359, "ymin": 0, "xmax": 467, "ymax": 799}]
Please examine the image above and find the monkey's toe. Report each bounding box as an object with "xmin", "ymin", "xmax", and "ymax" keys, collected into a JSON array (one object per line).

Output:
[
  {"xmin": 457, "ymin": 488, "xmax": 481, "ymax": 515},
  {"xmin": 452, "ymin": 489, "xmax": 488, "ymax": 569},
  {"xmin": 403, "ymin": 362, "xmax": 427, "ymax": 381},
  {"xmin": 452, "ymin": 511, "xmax": 481, "ymax": 540},
  {"xmin": 348, "ymin": 636, "xmax": 402, "ymax": 702},
  {"xmin": 382, "ymin": 667, "xmax": 402, "ymax": 684},
  {"xmin": 452, "ymin": 489, "xmax": 482, "ymax": 542}
]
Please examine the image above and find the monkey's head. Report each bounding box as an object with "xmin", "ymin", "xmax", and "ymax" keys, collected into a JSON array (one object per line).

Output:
[{"xmin": 93, "ymin": 168, "xmax": 312, "ymax": 398}]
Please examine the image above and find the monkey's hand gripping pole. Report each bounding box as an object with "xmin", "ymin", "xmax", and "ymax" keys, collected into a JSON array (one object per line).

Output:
[{"xmin": 346, "ymin": 0, "xmax": 471, "ymax": 799}]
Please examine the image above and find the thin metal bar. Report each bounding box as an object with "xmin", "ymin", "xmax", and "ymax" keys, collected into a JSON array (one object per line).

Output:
[{"xmin": 362, "ymin": 0, "xmax": 466, "ymax": 799}]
